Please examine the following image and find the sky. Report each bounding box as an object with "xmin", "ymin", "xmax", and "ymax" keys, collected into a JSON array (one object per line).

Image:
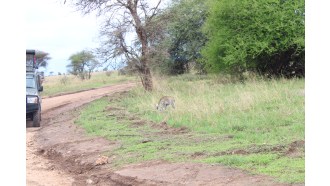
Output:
[
  {"xmin": 26, "ymin": 0, "xmax": 101, "ymax": 75},
  {"xmin": 25, "ymin": 0, "xmax": 172, "ymax": 76}
]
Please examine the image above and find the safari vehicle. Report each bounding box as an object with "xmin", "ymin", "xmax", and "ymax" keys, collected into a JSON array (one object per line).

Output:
[{"xmin": 26, "ymin": 50, "xmax": 43, "ymax": 127}]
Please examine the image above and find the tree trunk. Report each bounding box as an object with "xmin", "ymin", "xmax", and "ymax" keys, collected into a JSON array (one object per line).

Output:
[
  {"xmin": 88, "ymin": 70, "xmax": 91, "ymax": 79},
  {"xmin": 139, "ymin": 53, "xmax": 153, "ymax": 91},
  {"xmin": 129, "ymin": 1, "xmax": 153, "ymax": 91},
  {"xmin": 140, "ymin": 66, "xmax": 153, "ymax": 92}
]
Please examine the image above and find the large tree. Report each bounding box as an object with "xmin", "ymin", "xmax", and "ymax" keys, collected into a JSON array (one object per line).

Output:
[
  {"xmin": 67, "ymin": 50, "xmax": 99, "ymax": 80},
  {"xmin": 67, "ymin": 0, "xmax": 165, "ymax": 91},
  {"xmin": 165, "ymin": 0, "xmax": 208, "ymax": 74},
  {"xmin": 202, "ymin": 0, "xmax": 305, "ymax": 77}
]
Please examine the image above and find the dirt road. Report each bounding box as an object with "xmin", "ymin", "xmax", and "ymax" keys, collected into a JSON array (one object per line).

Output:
[{"xmin": 26, "ymin": 82, "xmax": 299, "ymax": 186}]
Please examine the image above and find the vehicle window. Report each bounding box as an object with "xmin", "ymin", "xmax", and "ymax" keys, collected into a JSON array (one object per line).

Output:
[
  {"xmin": 26, "ymin": 77, "xmax": 36, "ymax": 88},
  {"xmin": 26, "ymin": 54, "xmax": 34, "ymax": 67}
]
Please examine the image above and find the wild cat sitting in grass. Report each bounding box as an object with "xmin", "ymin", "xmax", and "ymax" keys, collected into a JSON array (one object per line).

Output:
[{"xmin": 156, "ymin": 96, "xmax": 175, "ymax": 112}]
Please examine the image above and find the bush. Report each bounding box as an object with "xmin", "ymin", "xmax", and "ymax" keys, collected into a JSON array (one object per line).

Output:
[
  {"xmin": 105, "ymin": 71, "xmax": 112, "ymax": 76},
  {"xmin": 60, "ymin": 75, "xmax": 69, "ymax": 85},
  {"xmin": 202, "ymin": 0, "xmax": 305, "ymax": 77}
]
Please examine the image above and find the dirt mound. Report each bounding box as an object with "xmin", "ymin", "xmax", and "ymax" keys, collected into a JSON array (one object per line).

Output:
[
  {"xmin": 286, "ymin": 140, "xmax": 305, "ymax": 158},
  {"xmin": 213, "ymin": 141, "xmax": 304, "ymax": 158},
  {"xmin": 152, "ymin": 121, "xmax": 189, "ymax": 134}
]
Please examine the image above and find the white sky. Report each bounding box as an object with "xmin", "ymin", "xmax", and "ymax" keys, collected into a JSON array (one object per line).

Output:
[
  {"xmin": 26, "ymin": 0, "xmax": 171, "ymax": 75},
  {"xmin": 26, "ymin": 0, "xmax": 100, "ymax": 75}
]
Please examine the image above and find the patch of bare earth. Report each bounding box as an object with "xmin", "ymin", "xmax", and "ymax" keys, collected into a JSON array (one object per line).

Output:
[
  {"xmin": 27, "ymin": 82, "xmax": 303, "ymax": 185},
  {"xmin": 116, "ymin": 161, "xmax": 291, "ymax": 186}
]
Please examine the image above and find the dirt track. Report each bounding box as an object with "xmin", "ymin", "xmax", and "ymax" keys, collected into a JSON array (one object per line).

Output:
[{"xmin": 26, "ymin": 82, "xmax": 300, "ymax": 186}]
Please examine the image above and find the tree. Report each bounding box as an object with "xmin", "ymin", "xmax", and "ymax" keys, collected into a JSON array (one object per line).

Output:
[
  {"xmin": 67, "ymin": 0, "xmax": 165, "ymax": 91},
  {"xmin": 35, "ymin": 50, "xmax": 51, "ymax": 68},
  {"xmin": 202, "ymin": 0, "xmax": 305, "ymax": 77},
  {"xmin": 164, "ymin": 0, "xmax": 208, "ymax": 74},
  {"xmin": 67, "ymin": 50, "xmax": 99, "ymax": 80}
]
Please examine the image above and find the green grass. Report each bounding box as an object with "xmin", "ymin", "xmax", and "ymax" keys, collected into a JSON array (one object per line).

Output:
[
  {"xmin": 74, "ymin": 74, "xmax": 305, "ymax": 184},
  {"xmin": 120, "ymin": 75, "xmax": 304, "ymax": 143},
  {"xmin": 201, "ymin": 154, "xmax": 304, "ymax": 183},
  {"xmin": 41, "ymin": 71, "xmax": 138, "ymax": 97}
]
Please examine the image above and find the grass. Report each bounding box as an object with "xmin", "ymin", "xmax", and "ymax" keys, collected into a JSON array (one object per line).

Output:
[
  {"xmin": 41, "ymin": 71, "xmax": 138, "ymax": 97},
  {"xmin": 121, "ymin": 75, "xmax": 304, "ymax": 143},
  {"xmin": 201, "ymin": 154, "xmax": 304, "ymax": 183},
  {"xmin": 74, "ymin": 73, "xmax": 305, "ymax": 184}
]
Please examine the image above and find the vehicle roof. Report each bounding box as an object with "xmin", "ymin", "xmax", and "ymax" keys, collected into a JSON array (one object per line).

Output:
[{"xmin": 26, "ymin": 49, "xmax": 36, "ymax": 55}]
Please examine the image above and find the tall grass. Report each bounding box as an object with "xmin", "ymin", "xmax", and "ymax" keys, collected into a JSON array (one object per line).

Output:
[
  {"xmin": 120, "ymin": 74, "xmax": 304, "ymax": 145},
  {"xmin": 41, "ymin": 71, "xmax": 138, "ymax": 97}
]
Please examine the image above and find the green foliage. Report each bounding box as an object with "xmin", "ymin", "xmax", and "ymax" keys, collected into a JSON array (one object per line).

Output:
[
  {"xmin": 151, "ymin": 0, "xmax": 208, "ymax": 75},
  {"xmin": 167, "ymin": 0, "xmax": 208, "ymax": 74},
  {"xmin": 67, "ymin": 50, "xmax": 99, "ymax": 80},
  {"xmin": 202, "ymin": 0, "xmax": 305, "ymax": 77}
]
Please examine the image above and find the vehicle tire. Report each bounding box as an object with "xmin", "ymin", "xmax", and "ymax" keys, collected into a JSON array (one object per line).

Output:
[{"xmin": 32, "ymin": 109, "xmax": 41, "ymax": 127}]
